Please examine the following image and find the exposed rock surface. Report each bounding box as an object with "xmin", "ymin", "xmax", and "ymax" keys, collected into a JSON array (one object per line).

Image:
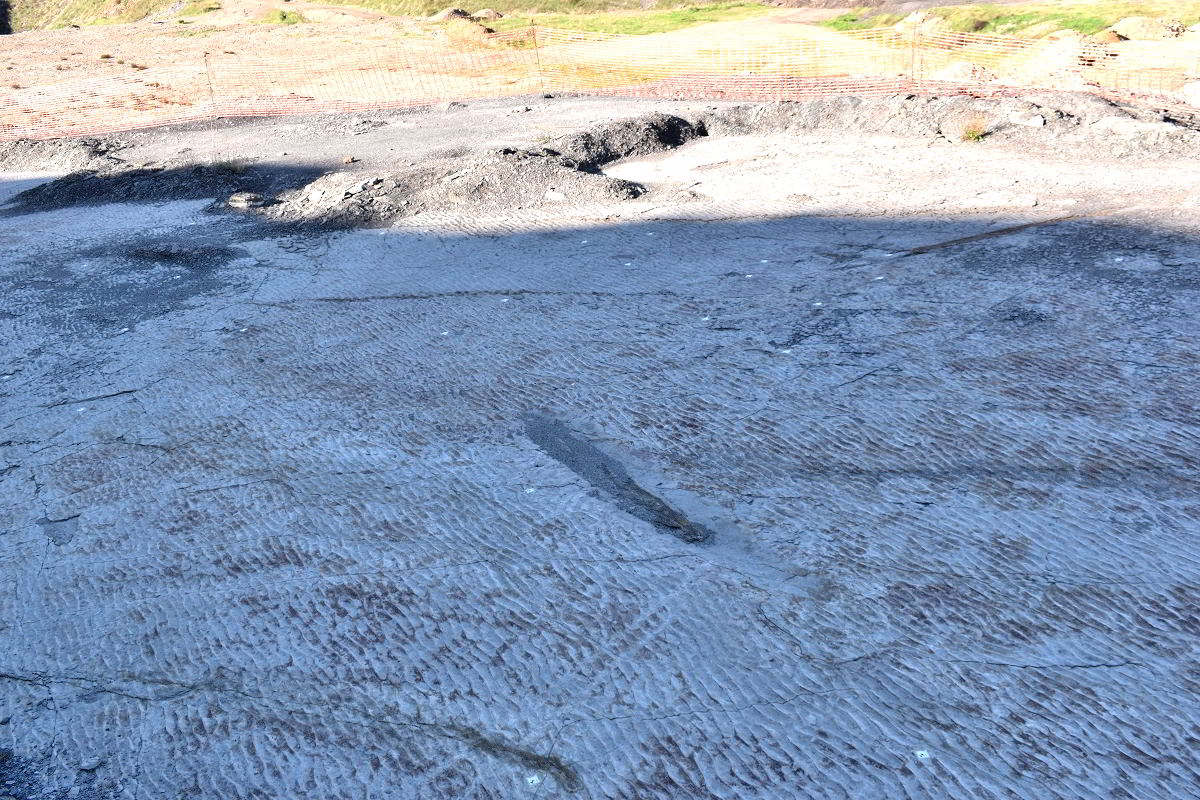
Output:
[{"xmin": 3, "ymin": 93, "xmax": 1200, "ymax": 800}]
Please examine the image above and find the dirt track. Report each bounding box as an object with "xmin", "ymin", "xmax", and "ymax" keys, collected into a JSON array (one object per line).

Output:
[{"xmin": 3, "ymin": 94, "xmax": 1200, "ymax": 799}]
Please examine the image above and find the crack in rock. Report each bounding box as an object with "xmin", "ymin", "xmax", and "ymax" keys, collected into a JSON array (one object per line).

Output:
[
  {"xmin": 523, "ymin": 413, "xmax": 716, "ymax": 544},
  {"xmin": 443, "ymin": 723, "xmax": 582, "ymax": 792}
]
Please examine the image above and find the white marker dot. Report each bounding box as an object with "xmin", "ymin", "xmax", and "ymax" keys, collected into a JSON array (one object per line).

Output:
[
  {"xmin": 239, "ymin": 328, "xmax": 247, "ymax": 332},
  {"xmin": 745, "ymin": 274, "xmax": 754, "ymax": 278},
  {"xmin": 441, "ymin": 331, "xmax": 449, "ymax": 336},
  {"xmin": 812, "ymin": 302, "xmax": 823, "ymax": 307},
  {"xmin": 624, "ymin": 262, "xmax": 632, "ymax": 266},
  {"xmin": 701, "ymin": 316, "xmax": 711, "ymax": 321},
  {"xmin": 523, "ymin": 487, "xmax": 535, "ymax": 493},
  {"xmin": 500, "ymin": 298, "xmax": 510, "ymax": 303},
  {"xmin": 759, "ymin": 259, "xmax": 769, "ymax": 264},
  {"xmin": 646, "ymin": 233, "xmax": 655, "ymax": 236},
  {"xmin": 780, "ymin": 349, "xmax": 792, "ymax": 354},
  {"xmin": 915, "ymin": 750, "xmax": 930, "ymax": 760},
  {"xmin": 581, "ymin": 240, "xmax": 588, "ymax": 244},
  {"xmin": 874, "ymin": 276, "xmax": 885, "ymax": 280}
]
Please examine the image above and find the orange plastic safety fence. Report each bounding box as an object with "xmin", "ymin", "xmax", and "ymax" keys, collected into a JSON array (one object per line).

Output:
[{"xmin": 2, "ymin": 26, "xmax": 1198, "ymax": 141}]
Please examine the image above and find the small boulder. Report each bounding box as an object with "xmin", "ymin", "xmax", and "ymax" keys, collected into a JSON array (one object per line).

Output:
[
  {"xmin": 227, "ymin": 192, "xmax": 264, "ymax": 209},
  {"xmin": 473, "ymin": 8, "xmax": 502, "ymax": 20},
  {"xmin": 430, "ymin": 7, "xmax": 470, "ymax": 21}
]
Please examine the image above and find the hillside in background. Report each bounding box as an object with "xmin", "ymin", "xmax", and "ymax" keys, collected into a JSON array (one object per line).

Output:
[
  {"xmin": 827, "ymin": 1, "xmax": 1200, "ymax": 37},
  {"xmin": 10, "ymin": 0, "xmax": 171, "ymax": 31},
  {"xmin": 9, "ymin": 0, "xmax": 1200, "ymax": 36},
  {"xmin": 6, "ymin": 0, "xmax": 762, "ymax": 31}
]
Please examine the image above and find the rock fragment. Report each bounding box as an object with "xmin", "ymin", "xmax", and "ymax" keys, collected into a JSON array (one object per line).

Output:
[{"xmin": 227, "ymin": 192, "xmax": 264, "ymax": 209}]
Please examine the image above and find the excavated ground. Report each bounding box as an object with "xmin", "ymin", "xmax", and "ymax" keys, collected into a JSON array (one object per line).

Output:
[{"xmin": 2, "ymin": 93, "xmax": 1200, "ymax": 800}]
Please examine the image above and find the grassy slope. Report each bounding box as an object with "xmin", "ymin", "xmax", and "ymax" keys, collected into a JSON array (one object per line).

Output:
[
  {"xmin": 20, "ymin": 0, "xmax": 1200, "ymax": 36},
  {"xmin": 319, "ymin": 0, "xmax": 703, "ymax": 15},
  {"xmin": 486, "ymin": 3, "xmax": 769, "ymax": 35},
  {"xmin": 317, "ymin": 0, "xmax": 767, "ymax": 32},
  {"xmin": 9, "ymin": 0, "xmax": 764, "ymax": 31},
  {"xmin": 825, "ymin": 2, "xmax": 1200, "ymax": 37},
  {"xmin": 12, "ymin": 0, "xmax": 167, "ymax": 30}
]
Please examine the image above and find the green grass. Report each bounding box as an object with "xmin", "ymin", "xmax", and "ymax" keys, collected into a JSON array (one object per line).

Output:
[
  {"xmin": 13, "ymin": 0, "xmax": 169, "ymax": 30},
  {"xmin": 258, "ymin": 8, "xmax": 308, "ymax": 24},
  {"xmin": 318, "ymin": 0, "xmax": 689, "ymax": 16},
  {"xmin": 961, "ymin": 119, "xmax": 987, "ymax": 141},
  {"xmin": 485, "ymin": 3, "xmax": 766, "ymax": 35},
  {"xmin": 2, "ymin": 0, "xmax": 752, "ymax": 35},
  {"xmin": 932, "ymin": 5, "xmax": 1111, "ymax": 35},
  {"xmin": 824, "ymin": 9, "xmax": 904, "ymax": 32},
  {"xmin": 179, "ymin": 0, "xmax": 222, "ymax": 15},
  {"xmin": 823, "ymin": 2, "xmax": 1200, "ymax": 38},
  {"xmin": 317, "ymin": 0, "xmax": 760, "ymax": 24}
]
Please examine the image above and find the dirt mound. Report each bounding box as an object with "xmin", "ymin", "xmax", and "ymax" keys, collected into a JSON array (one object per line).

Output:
[
  {"xmin": 265, "ymin": 149, "xmax": 643, "ymax": 228},
  {"xmin": 702, "ymin": 93, "xmax": 1200, "ymax": 157},
  {"xmin": 9, "ymin": 96, "xmax": 1198, "ymax": 228},
  {"xmin": 0, "ymin": 137, "xmax": 123, "ymax": 172},
  {"xmin": 4, "ymin": 165, "xmax": 246, "ymax": 213},
  {"xmin": 263, "ymin": 113, "xmax": 706, "ymax": 227},
  {"xmin": 555, "ymin": 113, "xmax": 706, "ymax": 171},
  {"xmin": 3, "ymin": 113, "xmax": 702, "ymax": 225},
  {"xmin": 1, "ymin": 161, "xmax": 321, "ymax": 215}
]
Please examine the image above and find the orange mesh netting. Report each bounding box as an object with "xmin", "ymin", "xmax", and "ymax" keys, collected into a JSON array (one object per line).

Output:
[{"xmin": 2, "ymin": 26, "xmax": 1198, "ymax": 141}]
